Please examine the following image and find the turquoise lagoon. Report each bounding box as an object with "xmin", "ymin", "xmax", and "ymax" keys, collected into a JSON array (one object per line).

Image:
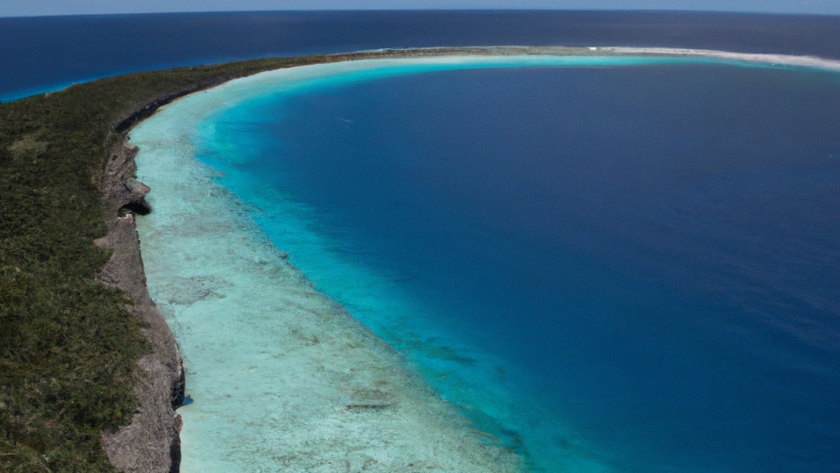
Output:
[{"xmin": 133, "ymin": 56, "xmax": 840, "ymax": 472}]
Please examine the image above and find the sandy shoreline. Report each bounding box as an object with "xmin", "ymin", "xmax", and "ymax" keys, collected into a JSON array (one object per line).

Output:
[
  {"xmin": 121, "ymin": 47, "xmax": 840, "ymax": 472},
  {"xmin": 604, "ymin": 46, "xmax": 840, "ymax": 71},
  {"xmin": 348, "ymin": 45, "xmax": 840, "ymax": 71}
]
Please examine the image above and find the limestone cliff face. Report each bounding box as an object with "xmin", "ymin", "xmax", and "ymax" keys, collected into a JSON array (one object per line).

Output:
[
  {"xmin": 96, "ymin": 140, "xmax": 184, "ymax": 473},
  {"xmin": 101, "ymin": 142, "xmax": 152, "ymax": 215}
]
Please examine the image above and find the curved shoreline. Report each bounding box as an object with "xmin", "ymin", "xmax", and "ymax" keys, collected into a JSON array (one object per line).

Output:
[
  {"xmin": 130, "ymin": 56, "xmax": 534, "ymax": 473},
  {"xmin": 109, "ymin": 44, "xmax": 840, "ymax": 139},
  {"xmin": 119, "ymin": 46, "xmax": 840, "ymax": 472},
  {"xmin": 349, "ymin": 45, "xmax": 840, "ymax": 71},
  {"xmin": 604, "ymin": 46, "xmax": 840, "ymax": 70}
]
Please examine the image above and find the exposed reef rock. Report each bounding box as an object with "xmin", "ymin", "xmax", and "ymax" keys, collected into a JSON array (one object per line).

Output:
[
  {"xmin": 102, "ymin": 142, "xmax": 152, "ymax": 214},
  {"xmin": 96, "ymin": 140, "xmax": 184, "ymax": 473},
  {"xmin": 113, "ymin": 80, "xmax": 233, "ymax": 133}
]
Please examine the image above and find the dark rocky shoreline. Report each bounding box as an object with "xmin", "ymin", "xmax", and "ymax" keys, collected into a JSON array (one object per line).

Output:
[{"xmin": 95, "ymin": 140, "xmax": 184, "ymax": 473}]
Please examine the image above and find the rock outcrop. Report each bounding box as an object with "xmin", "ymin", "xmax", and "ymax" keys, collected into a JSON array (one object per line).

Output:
[
  {"xmin": 101, "ymin": 142, "xmax": 152, "ymax": 215},
  {"xmin": 96, "ymin": 139, "xmax": 184, "ymax": 473}
]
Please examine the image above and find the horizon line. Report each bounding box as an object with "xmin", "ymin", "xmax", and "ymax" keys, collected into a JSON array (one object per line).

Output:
[{"xmin": 3, "ymin": 8, "xmax": 840, "ymax": 20}]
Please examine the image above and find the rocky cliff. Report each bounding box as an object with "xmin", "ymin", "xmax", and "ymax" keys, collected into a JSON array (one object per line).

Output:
[{"xmin": 96, "ymin": 140, "xmax": 184, "ymax": 473}]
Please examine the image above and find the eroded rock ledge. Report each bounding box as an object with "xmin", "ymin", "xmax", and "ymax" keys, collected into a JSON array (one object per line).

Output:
[{"xmin": 96, "ymin": 139, "xmax": 185, "ymax": 473}]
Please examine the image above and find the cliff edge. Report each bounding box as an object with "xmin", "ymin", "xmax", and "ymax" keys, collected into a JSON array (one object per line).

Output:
[{"xmin": 95, "ymin": 140, "xmax": 185, "ymax": 473}]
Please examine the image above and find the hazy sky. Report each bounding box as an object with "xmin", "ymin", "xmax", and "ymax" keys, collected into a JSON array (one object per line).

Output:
[{"xmin": 2, "ymin": 0, "xmax": 839, "ymax": 17}]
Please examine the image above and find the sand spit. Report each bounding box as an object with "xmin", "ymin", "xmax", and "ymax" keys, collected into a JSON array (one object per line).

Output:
[
  {"xmin": 603, "ymin": 46, "xmax": 840, "ymax": 71},
  {"xmin": 352, "ymin": 45, "xmax": 840, "ymax": 72}
]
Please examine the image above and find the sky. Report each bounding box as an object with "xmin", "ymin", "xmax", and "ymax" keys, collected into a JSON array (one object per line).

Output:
[{"xmin": 1, "ymin": 0, "xmax": 839, "ymax": 17}]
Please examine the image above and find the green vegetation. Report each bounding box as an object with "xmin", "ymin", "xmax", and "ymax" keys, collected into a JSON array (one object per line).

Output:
[{"xmin": 0, "ymin": 55, "xmax": 333, "ymax": 472}]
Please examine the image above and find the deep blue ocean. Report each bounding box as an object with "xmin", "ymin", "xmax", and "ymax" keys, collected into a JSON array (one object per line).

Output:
[
  {"xmin": 6, "ymin": 11, "xmax": 840, "ymax": 472},
  {"xmin": 4, "ymin": 10, "xmax": 840, "ymax": 101}
]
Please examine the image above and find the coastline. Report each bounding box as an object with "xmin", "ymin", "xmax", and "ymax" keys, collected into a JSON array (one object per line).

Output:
[
  {"xmin": 604, "ymin": 46, "xmax": 840, "ymax": 71},
  {"xmin": 94, "ymin": 140, "xmax": 185, "ymax": 472},
  {"xmin": 106, "ymin": 46, "xmax": 840, "ymax": 472},
  {"xmin": 129, "ymin": 56, "xmax": 536, "ymax": 473}
]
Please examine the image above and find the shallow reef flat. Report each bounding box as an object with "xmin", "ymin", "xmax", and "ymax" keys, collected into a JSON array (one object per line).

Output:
[{"xmin": 131, "ymin": 59, "xmax": 541, "ymax": 472}]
